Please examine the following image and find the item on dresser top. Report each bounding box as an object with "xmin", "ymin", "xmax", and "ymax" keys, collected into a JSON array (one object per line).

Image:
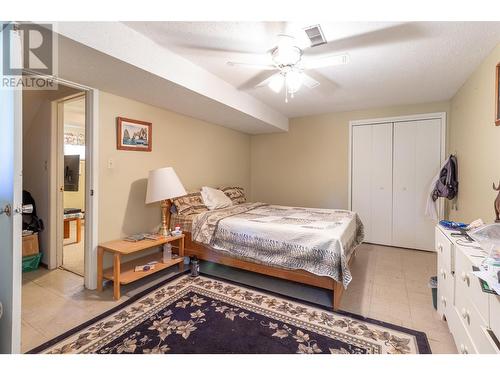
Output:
[
  {"xmin": 450, "ymin": 228, "xmax": 475, "ymax": 243},
  {"xmin": 472, "ymin": 266, "xmax": 500, "ymax": 295},
  {"xmin": 439, "ymin": 220, "xmax": 467, "ymax": 229},
  {"xmin": 469, "ymin": 224, "xmax": 500, "ymax": 260},
  {"xmin": 124, "ymin": 234, "xmax": 146, "ymax": 242},
  {"xmin": 466, "ymin": 218, "xmax": 485, "ymax": 230},
  {"xmin": 472, "ymin": 266, "xmax": 498, "ymax": 295}
]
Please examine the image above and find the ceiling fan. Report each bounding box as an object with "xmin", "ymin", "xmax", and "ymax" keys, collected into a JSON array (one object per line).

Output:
[{"xmin": 227, "ymin": 30, "xmax": 350, "ymax": 102}]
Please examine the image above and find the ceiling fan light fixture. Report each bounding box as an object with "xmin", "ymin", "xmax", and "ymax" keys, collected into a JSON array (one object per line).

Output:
[
  {"xmin": 272, "ymin": 46, "xmax": 302, "ymax": 67},
  {"xmin": 286, "ymin": 70, "xmax": 303, "ymax": 94},
  {"xmin": 268, "ymin": 73, "xmax": 284, "ymax": 93}
]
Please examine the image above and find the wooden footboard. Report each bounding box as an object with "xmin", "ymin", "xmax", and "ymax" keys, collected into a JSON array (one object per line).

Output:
[{"xmin": 174, "ymin": 232, "xmax": 353, "ymax": 311}]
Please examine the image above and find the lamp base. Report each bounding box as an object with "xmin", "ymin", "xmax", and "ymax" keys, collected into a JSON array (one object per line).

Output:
[
  {"xmin": 158, "ymin": 225, "xmax": 170, "ymax": 237},
  {"xmin": 159, "ymin": 199, "xmax": 172, "ymax": 237}
]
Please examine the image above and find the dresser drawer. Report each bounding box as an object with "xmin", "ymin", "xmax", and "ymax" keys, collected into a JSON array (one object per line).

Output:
[
  {"xmin": 490, "ymin": 294, "xmax": 500, "ymax": 341},
  {"xmin": 435, "ymin": 227, "xmax": 453, "ymax": 272},
  {"xmin": 437, "ymin": 262, "xmax": 454, "ymax": 319},
  {"xmin": 456, "ymin": 298, "xmax": 498, "ymax": 353},
  {"xmin": 455, "ymin": 248, "xmax": 489, "ymax": 323},
  {"xmin": 447, "ymin": 306, "xmax": 477, "ymax": 354}
]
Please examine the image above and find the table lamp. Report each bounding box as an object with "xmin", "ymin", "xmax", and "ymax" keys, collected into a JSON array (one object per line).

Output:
[{"xmin": 145, "ymin": 167, "xmax": 186, "ymax": 236}]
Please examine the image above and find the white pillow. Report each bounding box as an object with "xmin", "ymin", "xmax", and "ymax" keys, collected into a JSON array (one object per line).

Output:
[{"xmin": 200, "ymin": 186, "xmax": 233, "ymax": 210}]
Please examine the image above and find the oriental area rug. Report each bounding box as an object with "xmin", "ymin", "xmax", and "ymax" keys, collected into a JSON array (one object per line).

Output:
[{"xmin": 29, "ymin": 273, "xmax": 430, "ymax": 354}]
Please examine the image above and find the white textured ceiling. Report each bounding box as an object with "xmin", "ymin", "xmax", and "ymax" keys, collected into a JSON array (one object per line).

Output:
[{"xmin": 124, "ymin": 21, "xmax": 500, "ymax": 118}]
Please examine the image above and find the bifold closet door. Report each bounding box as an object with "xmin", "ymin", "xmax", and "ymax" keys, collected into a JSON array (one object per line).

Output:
[
  {"xmin": 392, "ymin": 119, "xmax": 441, "ymax": 251},
  {"xmin": 351, "ymin": 123, "xmax": 393, "ymax": 245}
]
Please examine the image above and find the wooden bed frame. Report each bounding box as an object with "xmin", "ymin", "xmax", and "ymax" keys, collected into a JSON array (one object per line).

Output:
[{"xmin": 179, "ymin": 231, "xmax": 354, "ymax": 311}]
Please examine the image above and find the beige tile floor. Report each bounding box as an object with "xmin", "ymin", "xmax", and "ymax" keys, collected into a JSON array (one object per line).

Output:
[
  {"xmin": 340, "ymin": 243, "xmax": 457, "ymax": 353},
  {"xmin": 21, "ymin": 244, "xmax": 458, "ymax": 353},
  {"xmin": 62, "ymin": 222, "xmax": 85, "ymax": 276},
  {"xmin": 22, "ymin": 268, "xmax": 128, "ymax": 353}
]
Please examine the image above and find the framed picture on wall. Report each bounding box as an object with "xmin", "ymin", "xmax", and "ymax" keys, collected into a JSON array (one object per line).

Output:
[
  {"xmin": 116, "ymin": 117, "xmax": 152, "ymax": 151},
  {"xmin": 496, "ymin": 63, "xmax": 500, "ymax": 126}
]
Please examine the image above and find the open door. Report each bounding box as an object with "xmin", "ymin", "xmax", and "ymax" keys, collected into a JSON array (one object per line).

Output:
[{"xmin": 0, "ymin": 24, "xmax": 23, "ymax": 353}]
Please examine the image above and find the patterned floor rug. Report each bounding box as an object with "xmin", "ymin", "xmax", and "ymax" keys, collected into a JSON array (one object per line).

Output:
[{"xmin": 29, "ymin": 273, "xmax": 431, "ymax": 354}]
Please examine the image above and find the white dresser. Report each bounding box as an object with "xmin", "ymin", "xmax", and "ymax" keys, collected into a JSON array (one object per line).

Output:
[{"xmin": 435, "ymin": 225, "xmax": 500, "ymax": 354}]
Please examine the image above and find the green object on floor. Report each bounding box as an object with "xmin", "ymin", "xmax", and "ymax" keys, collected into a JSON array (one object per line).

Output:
[
  {"xmin": 22, "ymin": 253, "xmax": 42, "ymax": 272},
  {"xmin": 429, "ymin": 276, "xmax": 438, "ymax": 310}
]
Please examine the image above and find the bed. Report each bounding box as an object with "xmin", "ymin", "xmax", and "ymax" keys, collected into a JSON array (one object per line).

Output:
[{"xmin": 170, "ymin": 189, "xmax": 364, "ymax": 310}]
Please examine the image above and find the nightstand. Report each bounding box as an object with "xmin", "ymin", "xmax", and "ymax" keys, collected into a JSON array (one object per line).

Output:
[{"xmin": 97, "ymin": 234, "xmax": 185, "ymax": 300}]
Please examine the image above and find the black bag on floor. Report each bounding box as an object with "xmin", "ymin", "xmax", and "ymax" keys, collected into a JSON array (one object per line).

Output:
[{"xmin": 22, "ymin": 190, "xmax": 44, "ymax": 233}]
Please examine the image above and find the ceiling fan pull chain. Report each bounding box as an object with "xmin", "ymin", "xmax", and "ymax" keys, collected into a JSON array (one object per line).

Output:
[{"xmin": 285, "ymin": 75, "xmax": 288, "ymax": 103}]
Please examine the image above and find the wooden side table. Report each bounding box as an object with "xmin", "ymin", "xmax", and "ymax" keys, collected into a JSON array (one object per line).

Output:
[
  {"xmin": 64, "ymin": 216, "xmax": 82, "ymax": 243},
  {"xmin": 97, "ymin": 234, "xmax": 185, "ymax": 300}
]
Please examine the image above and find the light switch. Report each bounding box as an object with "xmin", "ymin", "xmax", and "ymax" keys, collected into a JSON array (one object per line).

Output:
[{"xmin": 107, "ymin": 159, "xmax": 114, "ymax": 169}]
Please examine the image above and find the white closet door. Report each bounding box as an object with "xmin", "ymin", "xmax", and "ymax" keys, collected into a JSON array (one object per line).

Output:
[
  {"xmin": 352, "ymin": 123, "xmax": 392, "ymax": 244},
  {"xmin": 393, "ymin": 119, "xmax": 441, "ymax": 250},
  {"xmin": 370, "ymin": 123, "xmax": 393, "ymax": 245},
  {"xmin": 352, "ymin": 125, "xmax": 373, "ymax": 242}
]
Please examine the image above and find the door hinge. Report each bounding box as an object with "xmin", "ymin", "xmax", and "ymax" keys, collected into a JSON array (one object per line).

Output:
[{"xmin": 90, "ymin": 189, "xmax": 94, "ymax": 197}]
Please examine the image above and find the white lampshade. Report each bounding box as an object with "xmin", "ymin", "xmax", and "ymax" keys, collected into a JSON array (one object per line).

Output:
[{"xmin": 145, "ymin": 167, "xmax": 186, "ymax": 204}]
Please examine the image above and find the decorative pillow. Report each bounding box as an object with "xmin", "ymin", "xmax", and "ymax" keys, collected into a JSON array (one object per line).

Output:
[
  {"xmin": 219, "ymin": 186, "xmax": 246, "ymax": 205},
  {"xmin": 171, "ymin": 191, "xmax": 208, "ymax": 215},
  {"xmin": 201, "ymin": 186, "xmax": 233, "ymax": 210}
]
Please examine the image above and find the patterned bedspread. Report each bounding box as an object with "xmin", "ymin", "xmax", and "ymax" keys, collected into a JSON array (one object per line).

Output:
[{"xmin": 192, "ymin": 203, "xmax": 364, "ymax": 287}]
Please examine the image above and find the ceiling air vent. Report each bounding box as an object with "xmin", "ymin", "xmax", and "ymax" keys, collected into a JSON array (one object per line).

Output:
[{"xmin": 304, "ymin": 25, "xmax": 327, "ymax": 47}]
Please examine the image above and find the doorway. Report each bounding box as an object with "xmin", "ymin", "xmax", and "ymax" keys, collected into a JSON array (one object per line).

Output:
[
  {"xmin": 60, "ymin": 95, "xmax": 86, "ymax": 276},
  {"xmin": 20, "ymin": 78, "xmax": 99, "ymax": 352}
]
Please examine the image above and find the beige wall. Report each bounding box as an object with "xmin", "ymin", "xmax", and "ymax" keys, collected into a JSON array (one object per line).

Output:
[
  {"xmin": 98, "ymin": 92, "xmax": 251, "ymax": 243},
  {"xmin": 250, "ymin": 101, "xmax": 450, "ymax": 209},
  {"xmin": 449, "ymin": 43, "xmax": 500, "ymax": 223}
]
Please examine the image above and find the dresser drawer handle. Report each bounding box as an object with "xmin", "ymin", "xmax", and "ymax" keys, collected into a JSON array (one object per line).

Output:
[
  {"xmin": 461, "ymin": 308, "xmax": 471, "ymax": 325},
  {"xmin": 461, "ymin": 272, "xmax": 470, "ymax": 286},
  {"xmin": 460, "ymin": 344, "xmax": 469, "ymax": 354},
  {"xmin": 438, "ymin": 244, "xmax": 443, "ymax": 253}
]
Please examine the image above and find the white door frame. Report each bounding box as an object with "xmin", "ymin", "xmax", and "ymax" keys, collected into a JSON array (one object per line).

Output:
[
  {"xmin": 0, "ymin": 25, "xmax": 23, "ymax": 353},
  {"xmin": 44, "ymin": 77, "xmax": 99, "ymax": 290},
  {"xmin": 54, "ymin": 93, "xmax": 86, "ymax": 272},
  {"xmin": 348, "ymin": 112, "xmax": 447, "ymax": 218}
]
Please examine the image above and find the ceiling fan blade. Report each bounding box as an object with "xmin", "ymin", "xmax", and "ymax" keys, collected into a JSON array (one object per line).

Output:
[
  {"xmin": 302, "ymin": 53, "xmax": 350, "ymax": 70},
  {"xmin": 301, "ymin": 73, "xmax": 320, "ymax": 89},
  {"xmin": 227, "ymin": 61, "xmax": 277, "ymax": 70},
  {"xmin": 256, "ymin": 72, "xmax": 284, "ymax": 93}
]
